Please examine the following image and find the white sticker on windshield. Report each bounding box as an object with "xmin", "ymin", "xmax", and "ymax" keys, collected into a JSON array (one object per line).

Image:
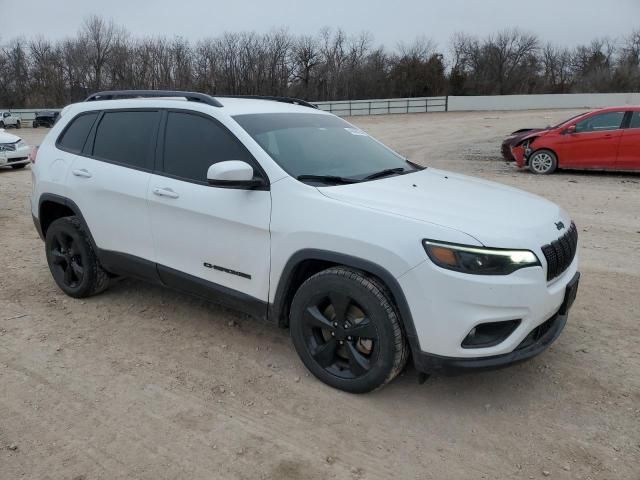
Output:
[{"xmin": 345, "ymin": 127, "xmax": 368, "ymax": 136}]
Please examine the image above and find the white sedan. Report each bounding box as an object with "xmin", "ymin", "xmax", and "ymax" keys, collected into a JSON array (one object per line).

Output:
[{"xmin": 0, "ymin": 129, "xmax": 30, "ymax": 169}]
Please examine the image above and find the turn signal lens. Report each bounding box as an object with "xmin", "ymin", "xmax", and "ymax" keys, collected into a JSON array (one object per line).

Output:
[{"xmin": 429, "ymin": 246, "xmax": 458, "ymax": 266}]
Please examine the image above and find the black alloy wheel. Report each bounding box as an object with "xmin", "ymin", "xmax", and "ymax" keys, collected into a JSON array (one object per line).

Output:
[
  {"xmin": 45, "ymin": 216, "xmax": 110, "ymax": 298},
  {"xmin": 49, "ymin": 230, "xmax": 85, "ymax": 289},
  {"xmin": 302, "ymin": 291, "xmax": 379, "ymax": 379},
  {"xmin": 290, "ymin": 267, "xmax": 408, "ymax": 393}
]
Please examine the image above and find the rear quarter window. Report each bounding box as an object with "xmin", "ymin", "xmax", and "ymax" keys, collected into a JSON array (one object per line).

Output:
[{"xmin": 57, "ymin": 112, "xmax": 99, "ymax": 153}]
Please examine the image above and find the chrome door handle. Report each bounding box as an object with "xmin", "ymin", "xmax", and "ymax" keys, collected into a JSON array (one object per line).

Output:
[
  {"xmin": 72, "ymin": 168, "xmax": 92, "ymax": 178},
  {"xmin": 152, "ymin": 187, "xmax": 179, "ymax": 199}
]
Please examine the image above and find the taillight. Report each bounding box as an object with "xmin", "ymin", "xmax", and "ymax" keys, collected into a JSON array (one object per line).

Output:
[{"xmin": 30, "ymin": 146, "xmax": 39, "ymax": 164}]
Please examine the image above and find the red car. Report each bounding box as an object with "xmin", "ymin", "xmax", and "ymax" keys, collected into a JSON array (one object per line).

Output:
[{"xmin": 509, "ymin": 107, "xmax": 640, "ymax": 174}]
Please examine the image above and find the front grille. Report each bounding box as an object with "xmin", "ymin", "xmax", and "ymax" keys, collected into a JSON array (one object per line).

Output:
[
  {"xmin": 0, "ymin": 143, "xmax": 17, "ymax": 152},
  {"xmin": 541, "ymin": 222, "xmax": 578, "ymax": 281}
]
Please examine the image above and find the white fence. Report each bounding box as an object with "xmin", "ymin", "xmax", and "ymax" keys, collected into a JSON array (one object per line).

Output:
[
  {"xmin": 315, "ymin": 97, "xmax": 448, "ymax": 116},
  {"xmin": 447, "ymin": 93, "xmax": 640, "ymax": 112},
  {"xmin": 316, "ymin": 93, "xmax": 640, "ymax": 116},
  {"xmin": 4, "ymin": 93, "xmax": 640, "ymax": 125}
]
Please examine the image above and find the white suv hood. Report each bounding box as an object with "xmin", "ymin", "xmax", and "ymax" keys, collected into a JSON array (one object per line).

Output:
[
  {"xmin": 320, "ymin": 168, "xmax": 569, "ymax": 249},
  {"xmin": 0, "ymin": 129, "xmax": 20, "ymax": 143}
]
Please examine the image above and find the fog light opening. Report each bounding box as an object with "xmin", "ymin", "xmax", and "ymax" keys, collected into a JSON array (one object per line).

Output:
[{"xmin": 461, "ymin": 319, "xmax": 521, "ymax": 349}]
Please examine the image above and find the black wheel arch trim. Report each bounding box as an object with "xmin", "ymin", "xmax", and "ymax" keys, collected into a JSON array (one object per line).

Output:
[
  {"xmin": 37, "ymin": 194, "xmax": 100, "ymax": 251},
  {"xmin": 271, "ymin": 249, "xmax": 421, "ymax": 353}
]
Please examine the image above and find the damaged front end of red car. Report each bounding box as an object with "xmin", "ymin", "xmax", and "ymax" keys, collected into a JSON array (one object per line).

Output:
[{"xmin": 510, "ymin": 135, "xmax": 541, "ymax": 168}]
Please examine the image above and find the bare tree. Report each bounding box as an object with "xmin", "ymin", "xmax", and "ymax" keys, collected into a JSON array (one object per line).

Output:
[
  {"xmin": 81, "ymin": 15, "xmax": 121, "ymax": 91},
  {"xmin": 0, "ymin": 15, "xmax": 638, "ymax": 108}
]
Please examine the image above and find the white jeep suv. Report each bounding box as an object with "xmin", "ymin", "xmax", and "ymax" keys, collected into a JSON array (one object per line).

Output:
[{"xmin": 31, "ymin": 90, "xmax": 580, "ymax": 393}]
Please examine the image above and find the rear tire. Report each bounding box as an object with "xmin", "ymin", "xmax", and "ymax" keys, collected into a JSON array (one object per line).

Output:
[
  {"xmin": 0, "ymin": 121, "xmax": 4, "ymax": 129},
  {"xmin": 15, "ymin": 121, "xmax": 20, "ymax": 129},
  {"xmin": 289, "ymin": 267, "xmax": 409, "ymax": 393},
  {"xmin": 529, "ymin": 149, "xmax": 558, "ymax": 174},
  {"xmin": 45, "ymin": 216, "xmax": 110, "ymax": 298}
]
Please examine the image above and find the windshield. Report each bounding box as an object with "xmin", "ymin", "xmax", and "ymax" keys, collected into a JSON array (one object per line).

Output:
[
  {"xmin": 551, "ymin": 112, "xmax": 588, "ymax": 129},
  {"xmin": 233, "ymin": 113, "xmax": 419, "ymax": 183}
]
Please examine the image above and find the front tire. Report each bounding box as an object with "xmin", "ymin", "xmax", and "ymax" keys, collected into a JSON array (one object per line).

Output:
[
  {"xmin": 45, "ymin": 216, "xmax": 109, "ymax": 298},
  {"xmin": 529, "ymin": 149, "xmax": 558, "ymax": 174},
  {"xmin": 290, "ymin": 267, "xmax": 409, "ymax": 393}
]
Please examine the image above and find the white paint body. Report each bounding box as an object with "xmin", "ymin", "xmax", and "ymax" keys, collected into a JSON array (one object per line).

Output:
[{"xmin": 31, "ymin": 97, "xmax": 578, "ymax": 359}]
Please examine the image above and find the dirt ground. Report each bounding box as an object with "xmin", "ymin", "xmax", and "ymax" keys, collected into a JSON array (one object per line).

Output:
[{"xmin": 1, "ymin": 109, "xmax": 638, "ymax": 480}]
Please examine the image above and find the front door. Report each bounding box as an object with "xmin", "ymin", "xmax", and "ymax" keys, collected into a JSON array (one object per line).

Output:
[
  {"xmin": 147, "ymin": 110, "xmax": 271, "ymax": 306},
  {"xmin": 559, "ymin": 111, "xmax": 625, "ymax": 169}
]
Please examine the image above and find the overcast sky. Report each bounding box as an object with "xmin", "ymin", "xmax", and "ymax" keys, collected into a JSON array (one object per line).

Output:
[{"xmin": 2, "ymin": 0, "xmax": 639, "ymax": 50}]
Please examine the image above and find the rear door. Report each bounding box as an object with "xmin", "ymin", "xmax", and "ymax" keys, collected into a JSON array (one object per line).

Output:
[
  {"xmin": 65, "ymin": 109, "xmax": 160, "ymax": 267},
  {"xmin": 560, "ymin": 111, "xmax": 625, "ymax": 169},
  {"xmin": 617, "ymin": 111, "xmax": 640, "ymax": 170},
  {"xmin": 147, "ymin": 110, "xmax": 271, "ymax": 306}
]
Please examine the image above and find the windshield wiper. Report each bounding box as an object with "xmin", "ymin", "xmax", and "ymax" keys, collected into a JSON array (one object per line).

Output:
[
  {"xmin": 362, "ymin": 167, "xmax": 406, "ymax": 181},
  {"xmin": 297, "ymin": 174, "xmax": 360, "ymax": 185}
]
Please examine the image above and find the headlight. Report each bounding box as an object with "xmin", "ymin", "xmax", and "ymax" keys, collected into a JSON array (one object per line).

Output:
[
  {"xmin": 17, "ymin": 140, "xmax": 27, "ymax": 149},
  {"xmin": 422, "ymin": 239, "xmax": 540, "ymax": 275}
]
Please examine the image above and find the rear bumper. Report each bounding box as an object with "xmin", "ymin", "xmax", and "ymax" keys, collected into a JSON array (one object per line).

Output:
[{"xmin": 413, "ymin": 308, "xmax": 567, "ymax": 374}]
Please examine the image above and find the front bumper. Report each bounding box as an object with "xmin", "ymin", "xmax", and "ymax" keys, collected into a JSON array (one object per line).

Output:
[
  {"xmin": 511, "ymin": 145, "xmax": 527, "ymax": 168},
  {"xmin": 413, "ymin": 306, "xmax": 568, "ymax": 374},
  {"xmin": 0, "ymin": 146, "xmax": 30, "ymax": 166},
  {"xmin": 405, "ymin": 268, "xmax": 579, "ymax": 374},
  {"xmin": 501, "ymin": 141, "xmax": 515, "ymax": 161},
  {"xmin": 398, "ymin": 245, "xmax": 579, "ymax": 358}
]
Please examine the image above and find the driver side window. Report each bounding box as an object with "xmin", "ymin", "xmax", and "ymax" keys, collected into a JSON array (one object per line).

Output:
[
  {"xmin": 575, "ymin": 111, "xmax": 624, "ymax": 133},
  {"xmin": 163, "ymin": 111, "xmax": 257, "ymax": 184}
]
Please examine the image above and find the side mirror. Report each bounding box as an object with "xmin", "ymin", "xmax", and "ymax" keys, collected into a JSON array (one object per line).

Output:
[
  {"xmin": 564, "ymin": 125, "xmax": 576, "ymax": 135},
  {"xmin": 207, "ymin": 160, "xmax": 267, "ymax": 189}
]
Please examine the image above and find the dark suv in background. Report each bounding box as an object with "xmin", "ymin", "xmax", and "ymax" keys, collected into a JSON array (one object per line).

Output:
[{"xmin": 33, "ymin": 111, "xmax": 60, "ymax": 128}]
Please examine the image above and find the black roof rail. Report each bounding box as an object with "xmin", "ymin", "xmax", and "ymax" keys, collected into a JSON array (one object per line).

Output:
[
  {"xmin": 217, "ymin": 95, "xmax": 318, "ymax": 109},
  {"xmin": 85, "ymin": 90, "xmax": 224, "ymax": 107}
]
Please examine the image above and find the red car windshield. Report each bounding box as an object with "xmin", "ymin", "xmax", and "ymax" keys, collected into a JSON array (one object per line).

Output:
[{"xmin": 551, "ymin": 112, "xmax": 589, "ymax": 129}]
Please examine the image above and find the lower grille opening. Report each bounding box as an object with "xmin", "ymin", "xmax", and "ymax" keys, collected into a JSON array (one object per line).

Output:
[
  {"xmin": 516, "ymin": 316, "xmax": 556, "ymax": 351},
  {"xmin": 462, "ymin": 319, "xmax": 521, "ymax": 349}
]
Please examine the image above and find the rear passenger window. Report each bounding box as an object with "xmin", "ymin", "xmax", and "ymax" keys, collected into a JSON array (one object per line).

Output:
[
  {"xmin": 93, "ymin": 111, "xmax": 159, "ymax": 169},
  {"xmin": 163, "ymin": 112, "xmax": 254, "ymax": 183},
  {"xmin": 630, "ymin": 112, "xmax": 640, "ymax": 129},
  {"xmin": 57, "ymin": 112, "xmax": 98, "ymax": 153}
]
